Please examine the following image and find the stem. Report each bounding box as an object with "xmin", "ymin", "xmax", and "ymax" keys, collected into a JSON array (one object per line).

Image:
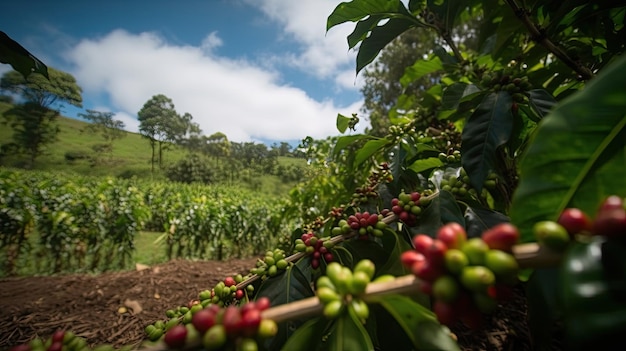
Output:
[
  {"xmin": 503, "ymin": 0, "xmax": 594, "ymax": 80},
  {"xmin": 140, "ymin": 242, "xmax": 554, "ymax": 351}
]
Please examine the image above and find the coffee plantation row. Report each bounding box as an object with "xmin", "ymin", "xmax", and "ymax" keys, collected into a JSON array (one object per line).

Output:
[{"xmin": 0, "ymin": 168, "xmax": 296, "ymax": 276}]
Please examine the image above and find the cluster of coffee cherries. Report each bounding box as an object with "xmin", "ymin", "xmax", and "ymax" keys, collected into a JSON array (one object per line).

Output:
[
  {"xmin": 158, "ymin": 297, "xmax": 278, "ymax": 351},
  {"xmin": 347, "ymin": 212, "xmax": 386, "ymax": 238},
  {"xmin": 401, "ymin": 222, "xmax": 521, "ymax": 328},
  {"xmin": 249, "ymin": 249, "xmax": 289, "ymax": 279},
  {"xmin": 391, "ymin": 191, "xmax": 423, "ymax": 226},
  {"xmin": 479, "ymin": 68, "xmax": 532, "ymax": 103},
  {"xmin": 316, "ymin": 260, "xmax": 377, "ymax": 323},
  {"xmin": 8, "ymin": 331, "xmax": 105, "ymax": 351},
  {"xmin": 196, "ymin": 274, "xmax": 253, "ymax": 308},
  {"xmin": 294, "ymin": 232, "xmax": 335, "ymax": 269},
  {"xmin": 533, "ymin": 195, "xmax": 626, "ymax": 251},
  {"xmin": 438, "ymin": 150, "xmax": 462, "ymax": 164},
  {"xmin": 439, "ymin": 168, "xmax": 496, "ymax": 200}
]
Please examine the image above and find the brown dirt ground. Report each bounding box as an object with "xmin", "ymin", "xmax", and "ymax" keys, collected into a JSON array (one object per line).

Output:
[{"xmin": 0, "ymin": 259, "xmax": 541, "ymax": 351}]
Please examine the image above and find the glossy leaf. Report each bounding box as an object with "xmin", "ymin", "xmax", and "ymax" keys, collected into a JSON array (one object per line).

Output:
[
  {"xmin": 560, "ymin": 238, "xmax": 626, "ymax": 349},
  {"xmin": 280, "ymin": 317, "xmax": 330, "ymax": 351},
  {"xmin": 461, "ymin": 91, "xmax": 514, "ymax": 192},
  {"xmin": 356, "ymin": 17, "xmax": 416, "ymax": 75},
  {"xmin": 510, "ymin": 55, "xmax": 626, "ymax": 241},
  {"xmin": 327, "ymin": 0, "xmax": 405, "ymax": 30},
  {"xmin": 346, "ymin": 15, "xmax": 384, "ymax": 49},
  {"xmin": 400, "ymin": 55, "xmax": 443, "ymax": 88},
  {"xmin": 439, "ymin": 189, "xmax": 465, "ymax": 226},
  {"xmin": 354, "ymin": 138, "xmax": 391, "ymax": 166},
  {"xmin": 408, "ymin": 157, "xmax": 444, "ymax": 174},
  {"xmin": 379, "ymin": 230, "xmax": 413, "ymax": 276},
  {"xmin": 441, "ymin": 83, "xmax": 482, "ymax": 111},
  {"xmin": 333, "ymin": 134, "xmax": 372, "ymax": 158},
  {"xmin": 527, "ymin": 89, "xmax": 557, "ymax": 119},
  {"xmin": 464, "ymin": 205, "xmax": 510, "ymax": 238},
  {"xmin": 257, "ymin": 258, "xmax": 315, "ymax": 350},
  {"xmin": 0, "ymin": 31, "xmax": 48, "ymax": 79},
  {"xmin": 328, "ymin": 306, "xmax": 375, "ymax": 351},
  {"xmin": 374, "ymin": 295, "xmax": 460, "ymax": 351}
]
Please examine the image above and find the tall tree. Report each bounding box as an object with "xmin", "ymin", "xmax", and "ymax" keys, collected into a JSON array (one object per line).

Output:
[
  {"xmin": 78, "ymin": 109, "xmax": 126, "ymax": 163},
  {"xmin": 204, "ymin": 132, "xmax": 231, "ymax": 162},
  {"xmin": 137, "ymin": 94, "xmax": 199, "ymax": 171},
  {"xmin": 0, "ymin": 67, "xmax": 82, "ymax": 167}
]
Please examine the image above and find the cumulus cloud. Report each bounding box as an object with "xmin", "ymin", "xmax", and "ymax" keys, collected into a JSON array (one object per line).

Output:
[
  {"xmin": 246, "ymin": 0, "xmax": 362, "ymax": 90},
  {"xmin": 66, "ymin": 29, "xmax": 362, "ymax": 142}
]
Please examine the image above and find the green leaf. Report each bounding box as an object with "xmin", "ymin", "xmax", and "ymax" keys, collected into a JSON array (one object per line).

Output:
[
  {"xmin": 327, "ymin": 0, "xmax": 405, "ymax": 30},
  {"xmin": 356, "ymin": 17, "xmax": 416, "ymax": 75},
  {"xmin": 560, "ymin": 238, "xmax": 626, "ymax": 349},
  {"xmin": 347, "ymin": 15, "xmax": 384, "ymax": 49},
  {"xmin": 333, "ymin": 134, "xmax": 373, "ymax": 158},
  {"xmin": 400, "ymin": 55, "xmax": 443, "ymax": 88},
  {"xmin": 354, "ymin": 138, "xmax": 390, "ymax": 166},
  {"xmin": 527, "ymin": 89, "xmax": 557, "ymax": 119},
  {"xmin": 328, "ymin": 306, "xmax": 375, "ymax": 351},
  {"xmin": 510, "ymin": 55, "xmax": 626, "ymax": 242},
  {"xmin": 379, "ymin": 230, "xmax": 414, "ymax": 277},
  {"xmin": 257, "ymin": 258, "xmax": 315, "ymax": 350},
  {"xmin": 280, "ymin": 317, "xmax": 331, "ymax": 351},
  {"xmin": 461, "ymin": 91, "xmax": 514, "ymax": 192},
  {"xmin": 336, "ymin": 113, "xmax": 352, "ymax": 133},
  {"xmin": 464, "ymin": 205, "xmax": 510, "ymax": 238},
  {"xmin": 408, "ymin": 157, "xmax": 444, "ymax": 174},
  {"xmin": 0, "ymin": 31, "xmax": 49, "ymax": 79},
  {"xmin": 526, "ymin": 267, "xmax": 563, "ymax": 350},
  {"xmin": 375, "ymin": 295, "xmax": 460, "ymax": 351},
  {"xmin": 440, "ymin": 83, "xmax": 482, "ymax": 111},
  {"xmin": 439, "ymin": 189, "xmax": 465, "ymax": 226}
]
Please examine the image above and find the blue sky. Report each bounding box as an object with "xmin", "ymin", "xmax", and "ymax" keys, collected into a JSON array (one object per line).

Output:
[{"xmin": 0, "ymin": 0, "xmax": 367, "ymax": 144}]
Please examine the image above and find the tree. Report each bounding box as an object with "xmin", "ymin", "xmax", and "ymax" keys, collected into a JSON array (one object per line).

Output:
[
  {"xmin": 137, "ymin": 94, "xmax": 198, "ymax": 171},
  {"xmin": 78, "ymin": 109, "xmax": 126, "ymax": 164},
  {"xmin": 203, "ymin": 132, "xmax": 231, "ymax": 161},
  {"xmin": 2, "ymin": 102, "xmax": 59, "ymax": 167},
  {"xmin": 0, "ymin": 67, "xmax": 82, "ymax": 166},
  {"xmin": 0, "ymin": 68, "xmax": 82, "ymax": 109}
]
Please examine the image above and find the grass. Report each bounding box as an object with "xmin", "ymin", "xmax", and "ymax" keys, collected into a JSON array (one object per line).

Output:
[
  {"xmin": 1, "ymin": 102, "xmax": 308, "ymax": 194},
  {"xmin": 133, "ymin": 231, "xmax": 169, "ymax": 266},
  {"xmin": 2, "ymin": 230, "xmax": 177, "ymax": 277}
]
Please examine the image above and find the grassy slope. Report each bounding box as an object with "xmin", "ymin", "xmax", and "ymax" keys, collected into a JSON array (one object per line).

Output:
[{"xmin": 0, "ymin": 102, "xmax": 306, "ymax": 193}]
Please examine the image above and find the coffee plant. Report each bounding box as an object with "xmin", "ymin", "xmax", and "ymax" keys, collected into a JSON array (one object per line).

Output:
[
  {"xmin": 0, "ymin": 169, "xmax": 295, "ymax": 276},
  {"xmin": 4, "ymin": 0, "xmax": 626, "ymax": 350}
]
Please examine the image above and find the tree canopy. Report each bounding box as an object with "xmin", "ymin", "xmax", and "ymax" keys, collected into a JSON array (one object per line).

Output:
[{"xmin": 0, "ymin": 68, "xmax": 82, "ymax": 109}]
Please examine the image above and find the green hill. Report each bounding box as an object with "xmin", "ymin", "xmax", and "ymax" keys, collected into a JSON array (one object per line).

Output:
[{"xmin": 0, "ymin": 101, "xmax": 307, "ymax": 194}]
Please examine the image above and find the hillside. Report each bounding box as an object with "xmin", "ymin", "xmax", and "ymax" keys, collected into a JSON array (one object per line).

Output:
[{"xmin": 0, "ymin": 102, "xmax": 307, "ymax": 194}]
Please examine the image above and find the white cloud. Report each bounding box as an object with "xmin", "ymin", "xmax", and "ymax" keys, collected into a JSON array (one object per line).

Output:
[
  {"xmin": 200, "ymin": 31, "xmax": 223, "ymax": 54},
  {"xmin": 66, "ymin": 29, "xmax": 362, "ymax": 142},
  {"xmin": 246, "ymin": 0, "xmax": 362, "ymax": 90}
]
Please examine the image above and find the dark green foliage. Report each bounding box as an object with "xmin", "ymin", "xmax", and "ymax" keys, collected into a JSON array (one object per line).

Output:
[{"xmin": 165, "ymin": 153, "xmax": 214, "ymax": 184}]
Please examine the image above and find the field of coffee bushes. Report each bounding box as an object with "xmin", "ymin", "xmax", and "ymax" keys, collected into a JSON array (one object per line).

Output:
[{"xmin": 0, "ymin": 168, "xmax": 297, "ymax": 276}]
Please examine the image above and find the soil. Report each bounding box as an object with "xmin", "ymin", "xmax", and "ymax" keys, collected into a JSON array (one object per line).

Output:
[{"xmin": 0, "ymin": 258, "xmax": 540, "ymax": 351}]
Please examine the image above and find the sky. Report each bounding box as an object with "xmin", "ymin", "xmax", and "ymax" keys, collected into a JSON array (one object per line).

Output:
[{"xmin": 0, "ymin": 0, "xmax": 368, "ymax": 145}]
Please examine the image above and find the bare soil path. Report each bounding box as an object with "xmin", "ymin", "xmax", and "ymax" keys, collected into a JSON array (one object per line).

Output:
[{"xmin": 0, "ymin": 258, "xmax": 540, "ymax": 351}]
